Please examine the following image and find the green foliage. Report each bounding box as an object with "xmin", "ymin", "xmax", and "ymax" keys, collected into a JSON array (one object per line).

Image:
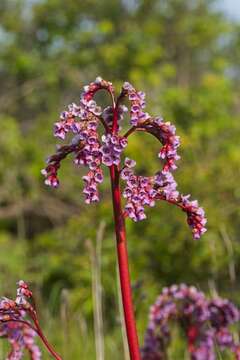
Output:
[{"xmin": 0, "ymin": 0, "xmax": 240, "ymax": 358}]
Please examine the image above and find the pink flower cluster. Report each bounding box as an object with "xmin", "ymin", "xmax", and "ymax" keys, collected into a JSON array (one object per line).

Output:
[
  {"xmin": 42, "ymin": 77, "xmax": 207, "ymax": 239},
  {"xmin": 73, "ymin": 120, "xmax": 101, "ymax": 170},
  {"xmin": 82, "ymin": 168, "xmax": 103, "ymax": 204},
  {"xmin": 101, "ymin": 134, "xmax": 128, "ymax": 166},
  {"xmin": 54, "ymin": 77, "xmax": 114, "ymax": 141},
  {"xmin": 0, "ymin": 323, "xmax": 41, "ymax": 360},
  {"xmin": 119, "ymin": 112, "xmax": 182, "ymax": 225},
  {"xmin": 153, "ymin": 192, "xmax": 207, "ymax": 240},
  {"xmin": 121, "ymin": 159, "xmax": 157, "ymax": 221},
  {"xmin": 119, "ymin": 111, "xmax": 206, "ymax": 238},
  {"xmin": 122, "ymin": 82, "xmax": 150, "ymax": 126},
  {"xmin": 181, "ymin": 195, "xmax": 207, "ymax": 239},
  {"xmin": 0, "ymin": 281, "xmax": 41, "ymax": 360},
  {"xmin": 42, "ymin": 78, "xmax": 117, "ymax": 204},
  {"xmin": 41, "ymin": 143, "xmax": 80, "ymax": 188},
  {"xmin": 73, "ymin": 121, "xmax": 104, "ymax": 203},
  {"xmin": 142, "ymin": 284, "xmax": 240, "ymax": 360},
  {"xmin": 153, "ymin": 117, "xmax": 181, "ymax": 172},
  {"xmin": 154, "ymin": 171, "xmax": 179, "ymax": 200}
]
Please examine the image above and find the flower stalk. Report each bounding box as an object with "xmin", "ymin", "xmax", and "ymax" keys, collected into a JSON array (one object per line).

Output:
[
  {"xmin": 110, "ymin": 166, "xmax": 141, "ymax": 359},
  {"xmin": 109, "ymin": 104, "xmax": 141, "ymax": 359},
  {"xmin": 30, "ymin": 312, "xmax": 62, "ymax": 360},
  {"xmin": 42, "ymin": 77, "xmax": 207, "ymax": 359}
]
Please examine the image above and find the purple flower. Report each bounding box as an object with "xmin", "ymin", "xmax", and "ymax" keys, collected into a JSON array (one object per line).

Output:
[
  {"xmin": 122, "ymin": 82, "xmax": 150, "ymax": 126},
  {"xmin": 142, "ymin": 284, "xmax": 240, "ymax": 360},
  {"xmin": 124, "ymin": 157, "xmax": 136, "ymax": 168},
  {"xmin": 121, "ymin": 165, "xmax": 156, "ymax": 221},
  {"xmin": 0, "ymin": 281, "xmax": 41, "ymax": 360},
  {"xmin": 180, "ymin": 195, "xmax": 207, "ymax": 240},
  {"xmin": 82, "ymin": 168, "xmax": 103, "ymax": 204},
  {"xmin": 100, "ymin": 134, "xmax": 128, "ymax": 166},
  {"xmin": 42, "ymin": 78, "xmax": 207, "ymax": 239}
]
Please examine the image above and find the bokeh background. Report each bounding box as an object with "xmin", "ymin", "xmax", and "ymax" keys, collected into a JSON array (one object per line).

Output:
[{"xmin": 0, "ymin": 0, "xmax": 240, "ymax": 358}]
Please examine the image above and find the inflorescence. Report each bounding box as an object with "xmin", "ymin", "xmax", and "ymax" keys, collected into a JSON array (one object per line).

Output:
[
  {"xmin": 0, "ymin": 281, "xmax": 41, "ymax": 360},
  {"xmin": 142, "ymin": 284, "xmax": 240, "ymax": 360},
  {"xmin": 42, "ymin": 77, "xmax": 207, "ymax": 239}
]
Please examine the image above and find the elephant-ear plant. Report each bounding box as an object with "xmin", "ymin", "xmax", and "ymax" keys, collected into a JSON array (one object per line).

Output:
[{"xmin": 41, "ymin": 77, "xmax": 207, "ymax": 359}]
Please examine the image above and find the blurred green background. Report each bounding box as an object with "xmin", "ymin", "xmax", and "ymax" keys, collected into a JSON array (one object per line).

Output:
[{"xmin": 0, "ymin": 0, "xmax": 240, "ymax": 358}]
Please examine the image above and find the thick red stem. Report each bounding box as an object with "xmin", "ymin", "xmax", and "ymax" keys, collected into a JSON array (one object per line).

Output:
[
  {"xmin": 110, "ymin": 166, "xmax": 141, "ymax": 360},
  {"xmin": 109, "ymin": 103, "xmax": 141, "ymax": 360}
]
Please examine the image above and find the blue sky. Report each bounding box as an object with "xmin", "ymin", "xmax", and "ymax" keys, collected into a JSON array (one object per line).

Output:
[{"xmin": 221, "ymin": 0, "xmax": 240, "ymax": 19}]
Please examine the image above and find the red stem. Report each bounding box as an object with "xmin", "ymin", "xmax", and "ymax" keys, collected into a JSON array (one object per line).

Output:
[
  {"xmin": 109, "ymin": 104, "xmax": 141, "ymax": 359},
  {"xmin": 30, "ymin": 312, "xmax": 62, "ymax": 360}
]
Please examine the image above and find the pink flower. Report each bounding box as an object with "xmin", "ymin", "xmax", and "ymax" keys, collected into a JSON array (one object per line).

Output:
[
  {"xmin": 142, "ymin": 284, "xmax": 240, "ymax": 360},
  {"xmin": 42, "ymin": 78, "xmax": 207, "ymax": 240}
]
